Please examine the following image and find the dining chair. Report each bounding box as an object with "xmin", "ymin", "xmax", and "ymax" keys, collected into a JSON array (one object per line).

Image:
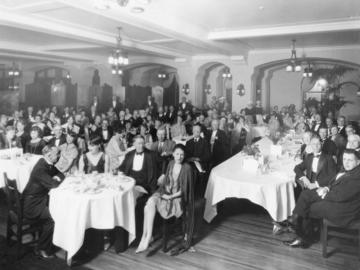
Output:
[
  {"xmin": 3, "ymin": 173, "xmax": 41, "ymax": 258},
  {"xmin": 321, "ymin": 218, "xmax": 360, "ymax": 260}
]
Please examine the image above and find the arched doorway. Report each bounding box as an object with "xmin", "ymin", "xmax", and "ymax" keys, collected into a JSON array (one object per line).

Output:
[
  {"xmin": 123, "ymin": 63, "xmax": 179, "ymax": 110},
  {"xmin": 195, "ymin": 62, "xmax": 232, "ymax": 110}
]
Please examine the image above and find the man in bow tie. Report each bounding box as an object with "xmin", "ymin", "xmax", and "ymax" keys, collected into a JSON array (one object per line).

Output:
[
  {"xmin": 22, "ymin": 146, "xmax": 65, "ymax": 258},
  {"xmin": 281, "ymin": 149, "xmax": 360, "ymax": 248},
  {"xmin": 294, "ymin": 135, "xmax": 337, "ymax": 199},
  {"xmin": 119, "ymin": 135, "xmax": 158, "ymax": 199}
]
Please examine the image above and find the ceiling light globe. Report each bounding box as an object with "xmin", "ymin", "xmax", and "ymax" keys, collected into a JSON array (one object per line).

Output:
[
  {"xmin": 295, "ymin": 65, "xmax": 302, "ymax": 72},
  {"xmin": 286, "ymin": 65, "xmax": 293, "ymax": 72}
]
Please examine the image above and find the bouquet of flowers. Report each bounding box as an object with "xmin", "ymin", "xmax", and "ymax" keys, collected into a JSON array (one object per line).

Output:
[{"xmin": 242, "ymin": 144, "xmax": 261, "ymax": 157}]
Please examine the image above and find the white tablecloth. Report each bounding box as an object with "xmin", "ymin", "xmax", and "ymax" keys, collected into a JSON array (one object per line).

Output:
[
  {"xmin": 204, "ymin": 152, "xmax": 299, "ymax": 223},
  {"xmin": 0, "ymin": 154, "xmax": 42, "ymax": 192},
  {"xmin": 49, "ymin": 173, "xmax": 136, "ymax": 259}
]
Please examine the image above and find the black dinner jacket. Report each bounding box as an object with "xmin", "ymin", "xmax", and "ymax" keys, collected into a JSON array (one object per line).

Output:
[
  {"xmin": 294, "ymin": 153, "xmax": 337, "ymax": 187},
  {"xmin": 178, "ymin": 102, "xmax": 192, "ymax": 113},
  {"xmin": 310, "ymin": 165, "xmax": 360, "ymax": 227},
  {"xmin": 165, "ymin": 111, "xmax": 176, "ymax": 124},
  {"xmin": 47, "ymin": 134, "xmax": 66, "ymax": 147},
  {"xmin": 119, "ymin": 149, "xmax": 158, "ymax": 194},
  {"xmin": 22, "ymin": 158, "xmax": 65, "ymax": 219},
  {"xmin": 209, "ymin": 129, "xmax": 229, "ymax": 166},
  {"xmin": 185, "ymin": 137, "xmax": 211, "ymax": 170},
  {"xmin": 338, "ymin": 126, "xmax": 346, "ymax": 138},
  {"xmin": 321, "ymin": 138, "xmax": 337, "ymax": 157}
]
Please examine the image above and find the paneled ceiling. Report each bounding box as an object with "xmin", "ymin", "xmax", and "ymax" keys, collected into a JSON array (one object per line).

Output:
[{"xmin": 0, "ymin": 0, "xmax": 359, "ymax": 63}]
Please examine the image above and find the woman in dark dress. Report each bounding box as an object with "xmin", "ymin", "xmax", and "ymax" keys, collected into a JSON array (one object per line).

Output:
[
  {"xmin": 16, "ymin": 119, "xmax": 30, "ymax": 152},
  {"xmin": 79, "ymin": 136, "xmax": 109, "ymax": 174},
  {"xmin": 25, "ymin": 126, "xmax": 46, "ymax": 155}
]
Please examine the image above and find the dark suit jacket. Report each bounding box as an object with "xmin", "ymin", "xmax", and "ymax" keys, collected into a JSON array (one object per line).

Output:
[
  {"xmin": 185, "ymin": 137, "xmax": 211, "ymax": 170},
  {"xmin": 338, "ymin": 126, "xmax": 346, "ymax": 138},
  {"xmin": 119, "ymin": 149, "xmax": 157, "ymax": 194},
  {"xmin": 209, "ymin": 129, "xmax": 228, "ymax": 166},
  {"xmin": 111, "ymin": 100, "xmax": 123, "ymax": 115},
  {"xmin": 47, "ymin": 134, "xmax": 66, "ymax": 147},
  {"xmin": 22, "ymin": 158, "xmax": 65, "ymax": 219},
  {"xmin": 321, "ymin": 138, "xmax": 337, "ymax": 157},
  {"xmin": 178, "ymin": 102, "xmax": 192, "ymax": 113},
  {"xmin": 294, "ymin": 153, "xmax": 337, "ymax": 187},
  {"xmin": 309, "ymin": 165, "xmax": 360, "ymax": 226},
  {"xmin": 165, "ymin": 112, "xmax": 176, "ymax": 124}
]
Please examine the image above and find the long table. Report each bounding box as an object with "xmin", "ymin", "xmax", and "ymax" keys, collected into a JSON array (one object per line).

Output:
[{"xmin": 204, "ymin": 145, "xmax": 301, "ymax": 223}]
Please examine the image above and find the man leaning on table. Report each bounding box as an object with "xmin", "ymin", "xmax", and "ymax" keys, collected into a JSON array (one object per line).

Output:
[
  {"xmin": 293, "ymin": 135, "xmax": 337, "ymax": 199},
  {"xmin": 22, "ymin": 145, "xmax": 65, "ymax": 259},
  {"xmin": 277, "ymin": 149, "xmax": 360, "ymax": 248}
]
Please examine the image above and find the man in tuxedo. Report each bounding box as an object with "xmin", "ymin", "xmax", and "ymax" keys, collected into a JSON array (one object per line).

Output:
[
  {"xmin": 22, "ymin": 146, "xmax": 65, "ymax": 258},
  {"xmin": 99, "ymin": 118, "xmax": 113, "ymax": 145},
  {"xmin": 111, "ymin": 95, "xmax": 123, "ymax": 116},
  {"xmin": 281, "ymin": 149, "xmax": 360, "ymax": 247},
  {"xmin": 144, "ymin": 96, "xmax": 158, "ymax": 117},
  {"xmin": 165, "ymin": 105, "xmax": 176, "ymax": 124},
  {"xmin": 209, "ymin": 119, "xmax": 228, "ymax": 167},
  {"xmin": 119, "ymin": 135, "xmax": 158, "ymax": 197},
  {"xmin": 149, "ymin": 128, "xmax": 176, "ymax": 173},
  {"xmin": 61, "ymin": 107, "xmax": 70, "ymax": 125},
  {"xmin": 294, "ymin": 136, "xmax": 337, "ymax": 199},
  {"xmin": 337, "ymin": 116, "xmax": 347, "ymax": 138},
  {"xmin": 156, "ymin": 107, "xmax": 167, "ymax": 123},
  {"xmin": 310, "ymin": 114, "xmax": 322, "ymax": 134},
  {"xmin": 178, "ymin": 97, "xmax": 192, "ymax": 114},
  {"xmin": 318, "ymin": 126, "xmax": 337, "ymax": 158},
  {"xmin": 185, "ymin": 123, "xmax": 211, "ymax": 196},
  {"xmin": 47, "ymin": 124, "xmax": 66, "ymax": 147}
]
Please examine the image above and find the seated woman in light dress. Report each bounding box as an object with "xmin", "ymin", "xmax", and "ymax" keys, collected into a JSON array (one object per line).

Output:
[
  {"xmin": 231, "ymin": 116, "xmax": 249, "ymax": 154},
  {"xmin": 282, "ymin": 112, "xmax": 294, "ymax": 130},
  {"xmin": 136, "ymin": 144, "xmax": 194, "ymax": 253},
  {"xmin": 170, "ymin": 115, "xmax": 187, "ymax": 139},
  {"xmin": 79, "ymin": 136, "xmax": 109, "ymax": 174},
  {"xmin": 55, "ymin": 131, "xmax": 79, "ymax": 174}
]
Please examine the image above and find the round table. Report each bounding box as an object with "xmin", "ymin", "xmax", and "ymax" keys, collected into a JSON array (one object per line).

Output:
[{"xmin": 49, "ymin": 173, "xmax": 136, "ymax": 262}]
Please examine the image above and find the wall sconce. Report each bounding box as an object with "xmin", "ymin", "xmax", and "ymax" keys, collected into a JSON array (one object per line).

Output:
[
  {"xmin": 236, "ymin": 84, "xmax": 245, "ymax": 96},
  {"xmin": 222, "ymin": 68, "xmax": 232, "ymax": 78},
  {"xmin": 66, "ymin": 73, "xmax": 71, "ymax": 80},
  {"xmin": 204, "ymin": 84, "xmax": 212, "ymax": 95},
  {"xmin": 182, "ymin": 83, "xmax": 190, "ymax": 95},
  {"xmin": 158, "ymin": 72, "xmax": 167, "ymax": 79}
]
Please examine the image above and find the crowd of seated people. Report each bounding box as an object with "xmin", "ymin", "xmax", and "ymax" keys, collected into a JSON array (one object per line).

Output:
[{"xmin": 1, "ymin": 96, "xmax": 360, "ymax": 256}]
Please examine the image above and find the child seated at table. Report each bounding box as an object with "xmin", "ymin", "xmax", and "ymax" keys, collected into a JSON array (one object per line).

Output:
[{"xmin": 79, "ymin": 136, "xmax": 109, "ymax": 174}]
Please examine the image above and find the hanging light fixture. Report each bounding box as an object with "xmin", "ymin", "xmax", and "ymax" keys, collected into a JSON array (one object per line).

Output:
[
  {"xmin": 303, "ymin": 63, "xmax": 313, "ymax": 78},
  {"xmin": 222, "ymin": 68, "xmax": 232, "ymax": 78},
  {"xmin": 182, "ymin": 83, "xmax": 190, "ymax": 95},
  {"xmin": 204, "ymin": 84, "xmax": 212, "ymax": 95},
  {"xmin": 108, "ymin": 27, "xmax": 129, "ymax": 76},
  {"xmin": 286, "ymin": 39, "xmax": 301, "ymax": 72}
]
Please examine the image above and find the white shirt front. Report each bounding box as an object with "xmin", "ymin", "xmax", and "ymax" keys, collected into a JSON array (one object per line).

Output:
[
  {"xmin": 210, "ymin": 130, "xmax": 217, "ymax": 144},
  {"xmin": 112, "ymin": 101, "xmax": 116, "ymax": 108},
  {"xmin": 132, "ymin": 153, "xmax": 144, "ymax": 171},
  {"xmin": 102, "ymin": 130, "xmax": 109, "ymax": 140},
  {"xmin": 312, "ymin": 153, "xmax": 321, "ymax": 173},
  {"xmin": 55, "ymin": 138, "xmax": 60, "ymax": 147}
]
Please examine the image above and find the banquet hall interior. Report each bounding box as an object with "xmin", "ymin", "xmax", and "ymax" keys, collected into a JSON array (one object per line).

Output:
[{"xmin": 0, "ymin": 0, "xmax": 360, "ymax": 269}]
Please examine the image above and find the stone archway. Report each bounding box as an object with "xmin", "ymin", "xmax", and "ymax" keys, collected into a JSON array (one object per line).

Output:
[{"xmin": 195, "ymin": 62, "xmax": 232, "ymax": 109}]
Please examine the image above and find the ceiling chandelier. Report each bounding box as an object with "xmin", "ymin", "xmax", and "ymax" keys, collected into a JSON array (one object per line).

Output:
[
  {"xmin": 286, "ymin": 39, "xmax": 301, "ymax": 72},
  {"xmin": 108, "ymin": 27, "xmax": 129, "ymax": 75}
]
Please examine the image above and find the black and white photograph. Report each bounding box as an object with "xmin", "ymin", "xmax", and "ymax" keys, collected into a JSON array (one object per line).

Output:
[{"xmin": 0, "ymin": 0, "xmax": 360, "ymax": 269}]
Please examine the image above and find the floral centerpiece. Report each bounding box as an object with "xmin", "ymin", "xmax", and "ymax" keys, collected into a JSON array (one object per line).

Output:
[{"xmin": 242, "ymin": 144, "xmax": 270, "ymax": 174}]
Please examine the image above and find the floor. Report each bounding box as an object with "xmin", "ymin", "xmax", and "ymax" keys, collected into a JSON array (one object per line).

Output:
[{"xmin": 0, "ymin": 194, "xmax": 358, "ymax": 270}]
